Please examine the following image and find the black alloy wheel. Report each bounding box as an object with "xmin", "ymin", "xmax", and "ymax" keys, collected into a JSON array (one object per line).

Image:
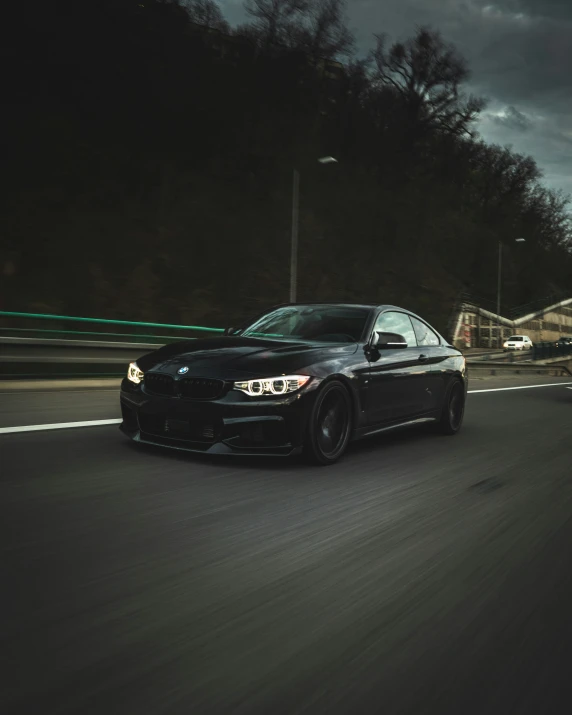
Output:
[
  {"xmin": 304, "ymin": 380, "xmax": 352, "ymax": 465},
  {"xmin": 438, "ymin": 378, "xmax": 465, "ymax": 435}
]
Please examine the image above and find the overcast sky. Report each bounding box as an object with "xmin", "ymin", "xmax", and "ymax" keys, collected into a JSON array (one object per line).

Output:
[{"xmin": 219, "ymin": 0, "xmax": 572, "ymax": 198}]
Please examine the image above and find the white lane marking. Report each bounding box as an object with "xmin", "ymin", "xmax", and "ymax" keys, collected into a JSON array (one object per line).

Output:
[
  {"xmin": 0, "ymin": 419, "xmax": 122, "ymax": 435},
  {"xmin": 0, "ymin": 389, "xmax": 120, "ymax": 396},
  {"xmin": 469, "ymin": 382, "xmax": 572, "ymax": 394}
]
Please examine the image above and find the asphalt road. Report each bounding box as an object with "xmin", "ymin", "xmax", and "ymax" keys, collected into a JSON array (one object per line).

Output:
[
  {"xmin": 0, "ymin": 387, "xmax": 121, "ymax": 428},
  {"xmin": 1, "ymin": 378, "xmax": 572, "ymax": 714}
]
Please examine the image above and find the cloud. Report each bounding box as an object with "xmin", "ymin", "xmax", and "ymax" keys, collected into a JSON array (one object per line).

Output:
[{"xmin": 490, "ymin": 106, "xmax": 532, "ymax": 132}]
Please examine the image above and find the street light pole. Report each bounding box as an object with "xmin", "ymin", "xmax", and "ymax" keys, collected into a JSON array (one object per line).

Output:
[
  {"xmin": 496, "ymin": 237, "xmax": 526, "ymax": 348},
  {"xmin": 497, "ymin": 240, "xmax": 502, "ymax": 349},
  {"xmin": 289, "ymin": 168, "xmax": 300, "ymax": 303},
  {"xmin": 289, "ymin": 157, "xmax": 338, "ymax": 304}
]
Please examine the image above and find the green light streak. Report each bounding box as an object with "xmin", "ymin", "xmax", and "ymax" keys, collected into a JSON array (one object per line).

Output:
[{"xmin": 0, "ymin": 311, "xmax": 224, "ymax": 333}]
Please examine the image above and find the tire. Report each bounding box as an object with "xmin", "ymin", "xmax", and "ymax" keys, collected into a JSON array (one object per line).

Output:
[
  {"xmin": 437, "ymin": 378, "xmax": 465, "ymax": 435},
  {"xmin": 304, "ymin": 380, "xmax": 352, "ymax": 465}
]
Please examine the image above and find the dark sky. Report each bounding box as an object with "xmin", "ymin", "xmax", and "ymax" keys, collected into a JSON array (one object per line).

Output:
[{"xmin": 220, "ymin": 0, "xmax": 572, "ymax": 197}]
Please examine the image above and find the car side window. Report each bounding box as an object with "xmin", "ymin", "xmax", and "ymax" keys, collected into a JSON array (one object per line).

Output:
[
  {"xmin": 373, "ymin": 311, "xmax": 417, "ymax": 347},
  {"xmin": 410, "ymin": 317, "xmax": 440, "ymax": 346}
]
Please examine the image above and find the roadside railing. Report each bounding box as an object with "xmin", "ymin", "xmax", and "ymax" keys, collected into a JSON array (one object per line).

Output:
[
  {"xmin": 0, "ymin": 310, "xmax": 224, "ymax": 379},
  {"xmin": 0, "ymin": 310, "xmax": 224, "ymax": 344},
  {"xmin": 532, "ymin": 342, "xmax": 572, "ymax": 361},
  {"xmin": 464, "ymin": 349, "xmax": 532, "ymax": 363}
]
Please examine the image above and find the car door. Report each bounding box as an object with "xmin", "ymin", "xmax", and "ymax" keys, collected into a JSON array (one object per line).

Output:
[
  {"xmin": 409, "ymin": 315, "xmax": 447, "ymax": 412},
  {"xmin": 365, "ymin": 310, "xmax": 433, "ymax": 426}
]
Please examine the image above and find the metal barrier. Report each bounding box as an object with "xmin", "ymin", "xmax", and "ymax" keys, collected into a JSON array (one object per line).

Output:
[
  {"xmin": 0, "ymin": 311, "xmax": 225, "ymax": 379},
  {"xmin": 465, "ymin": 350, "xmax": 531, "ymax": 363},
  {"xmin": 0, "ymin": 310, "xmax": 224, "ymax": 344},
  {"xmin": 533, "ymin": 342, "xmax": 572, "ymax": 361}
]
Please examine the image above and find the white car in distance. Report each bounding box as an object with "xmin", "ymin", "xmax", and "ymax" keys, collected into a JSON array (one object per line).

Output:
[{"xmin": 503, "ymin": 335, "xmax": 533, "ymax": 351}]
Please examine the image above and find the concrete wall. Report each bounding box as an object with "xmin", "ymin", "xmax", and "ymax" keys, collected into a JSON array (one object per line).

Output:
[{"xmin": 452, "ymin": 298, "xmax": 572, "ymax": 349}]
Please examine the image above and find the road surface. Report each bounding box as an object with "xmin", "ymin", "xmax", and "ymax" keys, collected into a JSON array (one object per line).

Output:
[{"xmin": 1, "ymin": 377, "xmax": 571, "ymax": 714}]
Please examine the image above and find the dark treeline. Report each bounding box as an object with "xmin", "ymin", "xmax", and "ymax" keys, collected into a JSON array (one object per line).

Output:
[{"xmin": 2, "ymin": 0, "xmax": 571, "ymax": 333}]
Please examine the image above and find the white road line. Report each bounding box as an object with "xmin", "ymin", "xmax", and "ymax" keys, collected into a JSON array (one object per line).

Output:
[
  {"xmin": 0, "ymin": 390, "xmax": 120, "ymax": 396},
  {"xmin": 468, "ymin": 382, "xmax": 572, "ymax": 394},
  {"xmin": 0, "ymin": 419, "xmax": 122, "ymax": 435}
]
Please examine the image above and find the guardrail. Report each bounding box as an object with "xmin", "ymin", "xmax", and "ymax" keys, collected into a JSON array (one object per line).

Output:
[
  {"xmin": 0, "ymin": 310, "xmax": 225, "ymax": 379},
  {"xmin": 466, "ymin": 360, "xmax": 571, "ymax": 377},
  {"xmin": 0, "ymin": 310, "xmax": 224, "ymax": 344},
  {"xmin": 533, "ymin": 342, "xmax": 572, "ymax": 361},
  {"xmin": 0, "ymin": 339, "xmax": 155, "ymax": 379},
  {"xmin": 464, "ymin": 350, "xmax": 532, "ymax": 362}
]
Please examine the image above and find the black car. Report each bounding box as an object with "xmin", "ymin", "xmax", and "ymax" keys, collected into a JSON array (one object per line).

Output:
[{"xmin": 120, "ymin": 303, "xmax": 467, "ymax": 465}]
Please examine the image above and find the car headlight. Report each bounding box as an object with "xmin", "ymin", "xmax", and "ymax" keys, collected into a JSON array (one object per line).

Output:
[
  {"xmin": 127, "ymin": 362, "xmax": 144, "ymax": 384},
  {"xmin": 233, "ymin": 375, "xmax": 311, "ymax": 396}
]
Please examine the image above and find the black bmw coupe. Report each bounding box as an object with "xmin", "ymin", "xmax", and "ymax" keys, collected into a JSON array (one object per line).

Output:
[{"xmin": 120, "ymin": 303, "xmax": 467, "ymax": 465}]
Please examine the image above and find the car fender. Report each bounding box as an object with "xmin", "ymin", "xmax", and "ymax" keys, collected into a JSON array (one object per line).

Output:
[{"xmin": 308, "ymin": 373, "xmax": 361, "ymax": 431}]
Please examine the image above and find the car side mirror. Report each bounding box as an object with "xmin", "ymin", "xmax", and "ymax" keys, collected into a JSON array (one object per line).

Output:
[
  {"xmin": 224, "ymin": 327, "xmax": 242, "ymax": 336},
  {"xmin": 374, "ymin": 331, "xmax": 408, "ymax": 349}
]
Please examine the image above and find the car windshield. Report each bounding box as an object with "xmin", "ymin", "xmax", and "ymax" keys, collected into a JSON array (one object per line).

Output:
[
  {"xmin": 508, "ymin": 336, "xmax": 523, "ymax": 341},
  {"xmin": 241, "ymin": 305, "xmax": 370, "ymax": 343}
]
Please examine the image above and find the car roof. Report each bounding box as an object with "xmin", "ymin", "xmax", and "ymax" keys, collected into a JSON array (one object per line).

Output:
[
  {"xmin": 275, "ymin": 301, "xmax": 378, "ymax": 309},
  {"xmin": 249, "ymin": 302, "xmax": 451, "ymax": 344},
  {"xmin": 270, "ymin": 302, "xmax": 441, "ymax": 326},
  {"xmin": 272, "ymin": 302, "xmax": 419, "ymax": 311}
]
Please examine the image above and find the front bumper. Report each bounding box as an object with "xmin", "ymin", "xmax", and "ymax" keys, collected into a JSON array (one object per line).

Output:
[{"xmin": 119, "ymin": 378, "xmax": 317, "ymax": 456}]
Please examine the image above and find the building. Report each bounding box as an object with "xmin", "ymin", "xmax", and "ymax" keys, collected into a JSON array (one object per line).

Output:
[{"xmin": 451, "ymin": 296, "xmax": 572, "ymax": 349}]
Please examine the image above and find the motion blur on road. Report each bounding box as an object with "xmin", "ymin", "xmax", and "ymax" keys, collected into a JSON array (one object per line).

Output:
[{"xmin": 2, "ymin": 376, "xmax": 571, "ymax": 714}]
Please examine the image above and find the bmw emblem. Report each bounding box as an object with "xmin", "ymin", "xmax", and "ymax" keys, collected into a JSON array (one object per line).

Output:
[{"xmin": 178, "ymin": 366, "xmax": 189, "ymax": 375}]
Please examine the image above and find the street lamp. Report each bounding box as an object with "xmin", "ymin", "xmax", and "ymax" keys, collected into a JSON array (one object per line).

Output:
[
  {"xmin": 496, "ymin": 237, "xmax": 526, "ymax": 348},
  {"xmin": 289, "ymin": 157, "xmax": 338, "ymax": 303}
]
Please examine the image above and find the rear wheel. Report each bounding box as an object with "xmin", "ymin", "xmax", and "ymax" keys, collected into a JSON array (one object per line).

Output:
[
  {"xmin": 304, "ymin": 380, "xmax": 352, "ymax": 465},
  {"xmin": 438, "ymin": 378, "xmax": 465, "ymax": 435}
]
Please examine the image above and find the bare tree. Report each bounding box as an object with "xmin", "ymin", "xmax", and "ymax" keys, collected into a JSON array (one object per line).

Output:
[
  {"xmin": 182, "ymin": 0, "xmax": 230, "ymax": 31},
  {"xmin": 293, "ymin": 0, "xmax": 354, "ymax": 60},
  {"xmin": 370, "ymin": 26, "xmax": 485, "ymax": 137},
  {"xmin": 244, "ymin": 0, "xmax": 309, "ymax": 47}
]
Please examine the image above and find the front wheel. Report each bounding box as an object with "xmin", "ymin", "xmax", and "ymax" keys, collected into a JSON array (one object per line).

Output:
[
  {"xmin": 437, "ymin": 378, "xmax": 465, "ymax": 435},
  {"xmin": 304, "ymin": 380, "xmax": 352, "ymax": 465}
]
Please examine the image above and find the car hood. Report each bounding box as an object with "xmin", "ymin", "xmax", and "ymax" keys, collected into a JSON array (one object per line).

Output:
[{"xmin": 137, "ymin": 336, "xmax": 358, "ymax": 379}]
